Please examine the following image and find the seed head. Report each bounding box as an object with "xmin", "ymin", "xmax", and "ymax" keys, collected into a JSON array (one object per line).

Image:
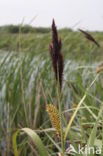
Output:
[
  {"xmin": 49, "ymin": 19, "xmax": 64, "ymax": 90},
  {"xmin": 46, "ymin": 104, "xmax": 61, "ymax": 137}
]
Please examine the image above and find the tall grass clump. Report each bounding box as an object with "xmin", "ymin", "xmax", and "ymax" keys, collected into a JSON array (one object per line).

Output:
[
  {"xmin": 0, "ymin": 20, "xmax": 103, "ymax": 155},
  {"xmin": 48, "ymin": 19, "xmax": 64, "ymax": 155},
  {"xmin": 11, "ymin": 20, "xmax": 103, "ymax": 156}
]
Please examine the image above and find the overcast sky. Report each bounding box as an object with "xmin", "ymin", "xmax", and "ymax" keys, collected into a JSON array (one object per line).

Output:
[{"xmin": 0, "ymin": 0, "xmax": 103, "ymax": 31}]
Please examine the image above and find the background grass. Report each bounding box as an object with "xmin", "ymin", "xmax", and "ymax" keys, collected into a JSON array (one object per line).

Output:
[
  {"xmin": 0, "ymin": 25, "xmax": 103, "ymax": 61},
  {"xmin": 0, "ymin": 25, "xmax": 103, "ymax": 155}
]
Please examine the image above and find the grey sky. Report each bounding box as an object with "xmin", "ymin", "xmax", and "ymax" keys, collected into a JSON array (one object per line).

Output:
[{"xmin": 0, "ymin": 0, "xmax": 103, "ymax": 30}]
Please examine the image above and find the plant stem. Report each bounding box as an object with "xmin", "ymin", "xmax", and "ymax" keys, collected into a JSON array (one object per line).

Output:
[
  {"xmin": 56, "ymin": 65, "xmax": 65, "ymax": 156},
  {"xmin": 19, "ymin": 25, "xmax": 28, "ymax": 126},
  {"xmin": 102, "ymin": 119, "xmax": 103, "ymax": 155},
  {"xmin": 7, "ymin": 101, "xmax": 10, "ymax": 156}
]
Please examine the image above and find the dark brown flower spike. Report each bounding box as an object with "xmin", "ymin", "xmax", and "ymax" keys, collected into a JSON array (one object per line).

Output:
[
  {"xmin": 79, "ymin": 29, "xmax": 100, "ymax": 47},
  {"xmin": 49, "ymin": 19, "xmax": 64, "ymax": 90}
]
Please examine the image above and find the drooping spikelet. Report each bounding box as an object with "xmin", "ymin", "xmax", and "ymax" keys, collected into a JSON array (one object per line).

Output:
[
  {"xmin": 46, "ymin": 104, "xmax": 61, "ymax": 137},
  {"xmin": 79, "ymin": 29, "xmax": 100, "ymax": 47},
  {"xmin": 49, "ymin": 19, "xmax": 64, "ymax": 90}
]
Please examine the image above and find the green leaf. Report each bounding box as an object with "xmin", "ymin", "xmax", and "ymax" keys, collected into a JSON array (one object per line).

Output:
[
  {"xmin": 64, "ymin": 75, "xmax": 99, "ymax": 142},
  {"xmin": 87, "ymin": 103, "xmax": 103, "ymax": 156},
  {"xmin": 12, "ymin": 130, "xmax": 19, "ymax": 156},
  {"xmin": 12, "ymin": 128, "xmax": 48, "ymax": 156},
  {"xmin": 64, "ymin": 94, "xmax": 86, "ymax": 142}
]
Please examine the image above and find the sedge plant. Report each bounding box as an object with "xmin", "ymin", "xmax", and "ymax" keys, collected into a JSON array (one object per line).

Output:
[
  {"xmin": 48, "ymin": 19, "xmax": 65, "ymax": 155},
  {"xmin": 12, "ymin": 20, "xmax": 103, "ymax": 156}
]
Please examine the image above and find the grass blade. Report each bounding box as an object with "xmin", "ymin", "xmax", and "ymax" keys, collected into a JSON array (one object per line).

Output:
[
  {"xmin": 12, "ymin": 128, "xmax": 48, "ymax": 156},
  {"xmin": 64, "ymin": 94, "xmax": 86, "ymax": 142}
]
